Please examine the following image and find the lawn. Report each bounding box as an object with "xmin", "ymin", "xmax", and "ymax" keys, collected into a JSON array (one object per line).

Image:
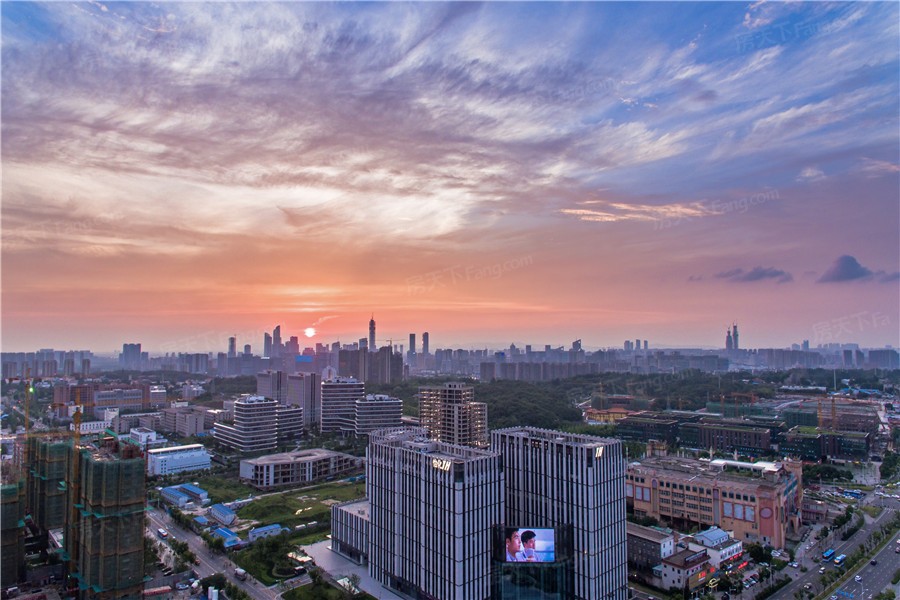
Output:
[
  {"xmin": 191, "ymin": 475, "xmax": 257, "ymax": 504},
  {"xmin": 236, "ymin": 481, "xmax": 366, "ymax": 529},
  {"xmin": 284, "ymin": 581, "xmax": 376, "ymax": 600}
]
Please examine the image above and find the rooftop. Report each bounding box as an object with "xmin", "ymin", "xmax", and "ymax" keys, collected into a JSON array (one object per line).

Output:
[
  {"xmin": 492, "ymin": 425, "xmax": 620, "ymax": 448},
  {"xmin": 335, "ymin": 498, "xmax": 370, "ymax": 519},
  {"xmin": 626, "ymin": 521, "xmax": 673, "ymax": 543},
  {"xmin": 243, "ymin": 448, "xmax": 354, "ymax": 465},
  {"xmin": 664, "ymin": 548, "xmax": 709, "ymax": 569}
]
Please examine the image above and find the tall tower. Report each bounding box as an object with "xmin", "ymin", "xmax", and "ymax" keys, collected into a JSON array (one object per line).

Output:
[
  {"xmin": 66, "ymin": 439, "xmax": 146, "ymax": 599},
  {"xmin": 368, "ymin": 315, "xmax": 376, "ymax": 352},
  {"xmin": 263, "ymin": 333, "xmax": 273, "ymax": 358},
  {"xmin": 726, "ymin": 329, "xmax": 733, "ymax": 351},
  {"xmin": 272, "ymin": 325, "xmax": 282, "ymax": 358},
  {"xmin": 732, "ymin": 323, "xmax": 739, "ymax": 351},
  {"xmin": 493, "ymin": 427, "xmax": 627, "ymax": 600},
  {"xmin": 422, "ymin": 331, "xmax": 429, "ymax": 355},
  {"xmin": 367, "ymin": 427, "xmax": 504, "ymax": 600},
  {"xmin": 419, "ymin": 382, "xmax": 488, "ymax": 448},
  {"xmin": 228, "ymin": 336, "xmax": 237, "ymax": 359}
]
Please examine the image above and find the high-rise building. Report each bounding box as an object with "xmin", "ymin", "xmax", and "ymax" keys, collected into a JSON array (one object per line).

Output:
[
  {"xmin": 407, "ymin": 333, "xmax": 416, "ymax": 368},
  {"xmin": 120, "ymin": 343, "xmax": 141, "ymax": 370},
  {"xmin": 732, "ymin": 324, "xmax": 739, "ymax": 351},
  {"xmin": 26, "ymin": 437, "xmax": 70, "ymax": 531},
  {"xmin": 422, "ymin": 331, "xmax": 429, "ymax": 356},
  {"xmin": 368, "ymin": 315, "xmax": 376, "ymax": 353},
  {"xmin": 264, "ymin": 333, "xmax": 273, "ymax": 358},
  {"xmin": 214, "ymin": 396, "xmax": 278, "ymax": 453},
  {"xmin": 321, "ymin": 378, "xmax": 365, "ymax": 433},
  {"xmin": 66, "ymin": 439, "xmax": 146, "ymax": 599},
  {"xmin": 257, "ymin": 370, "xmax": 288, "ymax": 403},
  {"xmin": 1, "ymin": 479, "xmax": 25, "ymax": 587},
  {"xmin": 492, "ymin": 427, "xmax": 628, "ymax": 600},
  {"xmin": 419, "ymin": 382, "xmax": 488, "ymax": 448},
  {"xmin": 228, "ymin": 336, "xmax": 237, "ymax": 359},
  {"xmin": 366, "ymin": 427, "xmax": 504, "ymax": 600},
  {"xmin": 272, "ymin": 325, "xmax": 282, "ymax": 358},
  {"xmin": 725, "ymin": 329, "xmax": 733, "ymax": 351},
  {"xmin": 353, "ymin": 394, "xmax": 402, "ymax": 434},
  {"xmin": 286, "ymin": 372, "xmax": 321, "ymax": 428}
]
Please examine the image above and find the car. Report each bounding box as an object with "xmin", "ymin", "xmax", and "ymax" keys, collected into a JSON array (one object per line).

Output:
[
  {"xmin": 855, "ymin": 575, "xmax": 862, "ymax": 582},
  {"xmin": 819, "ymin": 567, "xmax": 826, "ymax": 574},
  {"xmin": 804, "ymin": 583, "xmax": 813, "ymax": 590},
  {"xmin": 831, "ymin": 596, "xmax": 838, "ymax": 600},
  {"xmin": 790, "ymin": 562, "xmax": 799, "ymax": 568},
  {"xmin": 871, "ymin": 559, "xmax": 878, "ymax": 566},
  {"xmin": 175, "ymin": 583, "xmax": 189, "ymax": 590}
]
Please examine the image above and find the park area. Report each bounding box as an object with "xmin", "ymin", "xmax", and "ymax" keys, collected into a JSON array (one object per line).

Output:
[{"xmin": 228, "ymin": 479, "xmax": 367, "ymax": 585}]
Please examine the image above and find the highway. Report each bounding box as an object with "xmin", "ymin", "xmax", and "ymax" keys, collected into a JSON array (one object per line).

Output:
[{"xmin": 146, "ymin": 506, "xmax": 281, "ymax": 600}]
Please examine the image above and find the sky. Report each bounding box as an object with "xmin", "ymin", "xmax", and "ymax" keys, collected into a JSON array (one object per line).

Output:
[{"xmin": 2, "ymin": 1, "xmax": 899, "ymax": 354}]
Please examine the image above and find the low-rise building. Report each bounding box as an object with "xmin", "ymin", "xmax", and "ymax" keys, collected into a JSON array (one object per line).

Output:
[
  {"xmin": 248, "ymin": 524, "xmax": 287, "ymax": 542},
  {"xmin": 146, "ymin": 444, "xmax": 211, "ymax": 476},
  {"xmin": 626, "ymin": 522, "xmax": 675, "ymax": 573},
  {"xmin": 161, "ymin": 486, "xmax": 191, "ymax": 509},
  {"xmin": 626, "ymin": 456, "xmax": 801, "ymax": 549},
  {"xmin": 332, "ymin": 499, "xmax": 369, "ymax": 566},
  {"xmin": 686, "ymin": 527, "xmax": 743, "ymax": 569},
  {"xmin": 208, "ymin": 503, "xmax": 237, "ymax": 526},
  {"xmin": 239, "ymin": 449, "xmax": 362, "ymax": 490},
  {"xmin": 660, "ymin": 549, "xmax": 711, "ymax": 592}
]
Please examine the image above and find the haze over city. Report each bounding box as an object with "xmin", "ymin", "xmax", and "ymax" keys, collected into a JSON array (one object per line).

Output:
[{"xmin": 2, "ymin": 1, "xmax": 898, "ymax": 352}]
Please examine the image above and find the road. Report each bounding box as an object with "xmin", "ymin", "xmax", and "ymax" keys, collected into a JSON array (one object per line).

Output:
[
  {"xmin": 146, "ymin": 507, "xmax": 281, "ymax": 600},
  {"xmin": 769, "ymin": 494, "xmax": 898, "ymax": 600}
]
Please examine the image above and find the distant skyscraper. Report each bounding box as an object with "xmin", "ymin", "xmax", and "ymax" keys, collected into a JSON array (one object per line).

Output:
[
  {"xmin": 121, "ymin": 343, "xmax": 141, "ymax": 370},
  {"xmin": 264, "ymin": 333, "xmax": 273, "ymax": 358},
  {"xmin": 407, "ymin": 333, "xmax": 417, "ymax": 367},
  {"xmin": 643, "ymin": 340, "xmax": 648, "ymax": 351},
  {"xmin": 243, "ymin": 344, "xmax": 251, "ymax": 355},
  {"xmin": 367, "ymin": 427, "xmax": 504, "ymax": 600},
  {"xmin": 493, "ymin": 427, "xmax": 627, "ymax": 600},
  {"xmin": 732, "ymin": 324, "xmax": 739, "ymax": 351},
  {"xmin": 419, "ymin": 382, "xmax": 488, "ymax": 448},
  {"xmin": 273, "ymin": 325, "xmax": 282, "ymax": 358},
  {"xmin": 369, "ymin": 315, "xmax": 376, "ymax": 352},
  {"xmin": 726, "ymin": 329, "xmax": 733, "ymax": 351},
  {"xmin": 228, "ymin": 336, "xmax": 237, "ymax": 358},
  {"xmin": 422, "ymin": 331, "xmax": 429, "ymax": 356}
]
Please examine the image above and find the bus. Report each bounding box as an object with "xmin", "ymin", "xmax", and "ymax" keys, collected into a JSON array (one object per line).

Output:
[
  {"xmin": 156, "ymin": 528, "xmax": 168, "ymax": 539},
  {"xmin": 823, "ymin": 549, "xmax": 836, "ymax": 561},
  {"xmin": 834, "ymin": 554, "xmax": 846, "ymax": 566}
]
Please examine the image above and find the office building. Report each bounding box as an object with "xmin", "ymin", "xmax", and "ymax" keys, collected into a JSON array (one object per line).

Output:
[
  {"xmin": 332, "ymin": 499, "xmax": 370, "ymax": 565},
  {"xmin": 626, "ymin": 456, "xmax": 801, "ymax": 549},
  {"xmin": 239, "ymin": 448, "xmax": 362, "ymax": 490},
  {"xmin": 367, "ymin": 427, "xmax": 504, "ymax": 600},
  {"xmin": 121, "ymin": 343, "xmax": 142, "ymax": 370},
  {"xmin": 287, "ymin": 372, "xmax": 321, "ymax": 428},
  {"xmin": 66, "ymin": 439, "xmax": 146, "ymax": 599},
  {"xmin": 492, "ymin": 427, "xmax": 628, "ymax": 600},
  {"xmin": 321, "ymin": 378, "xmax": 365, "ymax": 434},
  {"xmin": 354, "ymin": 394, "xmax": 403, "ymax": 434},
  {"xmin": 214, "ymin": 395, "xmax": 278, "ymax": 453},
  {"xmin": 408, "ymin": 333, "xmax": 416, "ymax": 367},
  {"xmin": 272, "ymin": 325, "xmax": 282, "ymax": 358},
  {"xmin": 419, "ymin": 382, "xmax": 488, "ymax": 448},
  {"xmin": 146, "ymin": 444, "xmax": 211, "ymax": 476},
  {"xmin": 368, "ymin": 316, "xmax": 376, "ymax": 353}
]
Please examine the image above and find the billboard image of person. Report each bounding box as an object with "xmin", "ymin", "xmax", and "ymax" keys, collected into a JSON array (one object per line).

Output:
[
  {"xmin": 504, "ymin": 528, "xmax": 555, "ymax": 563},
  {"xmin": 505, "ymin": 528, "xmax": 522, "ymax": 561}
]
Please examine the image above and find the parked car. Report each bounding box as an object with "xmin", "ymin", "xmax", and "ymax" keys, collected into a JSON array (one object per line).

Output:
[
  {"xmin": 855, "ymin": 575, "xmax": 862, "ymax": 582},
  {"xmin": 871, "ymin": 559, "xmax": 878, "ymax": 566},
  {"xmin": 790, "ymin": 562, "xmax": 799, "ymax": 568}
]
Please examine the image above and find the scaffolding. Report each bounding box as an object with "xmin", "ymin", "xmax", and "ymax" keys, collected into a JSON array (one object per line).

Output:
[
  {"xmin": 66, "ymin": 441, "xmax": 146, "ymax": 599},
  {"xmin": 0, "ymin": 480, "xmax": 26, "ymax": 587},
  {"xmin": 26, "ymin": 436, "xmax": 72, "ymax": 531}
]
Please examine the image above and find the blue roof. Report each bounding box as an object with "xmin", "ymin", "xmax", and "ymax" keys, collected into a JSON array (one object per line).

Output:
[
  {"xmin": 209, "ymin": 503, "xmax": 236, "ymax": 517},
  {"xmin": 192, "ymin": 516, "xmax": 209, "ymax": 525},
  {"xmin": 161, "ymin": 487, "xmax": 190, "ymax": 501},
  {"xmin": 251, "ymin": 524, "xmax": 283, "ymax": 534},
  {"xmin": 179, "ymin": 484, "xmax": 207, "ymax": 496},
  {"xmin": 212, "ymin": 527, "xmax": 238, "ymax": 539},
  {"xmin": 695, "ymin": 527, "xmax": 730, "ymax": 546}
]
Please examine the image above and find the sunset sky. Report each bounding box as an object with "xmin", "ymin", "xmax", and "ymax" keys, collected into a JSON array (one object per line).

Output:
[{"xmin": 2, "ymin": 1, "xmax": 898, "ymax": 353}]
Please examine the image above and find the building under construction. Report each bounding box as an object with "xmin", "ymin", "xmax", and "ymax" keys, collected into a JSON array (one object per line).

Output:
[
  {"xmin": 63, "ymin": 435, "xmax": 146, "ymax": 599},
  {"xmin": 27, "ymin": 436, "xmax": 71, "ymax": 531},
  {"xmin": 1, "ymin": 477, "xmax": 26, "ymax": 587}
]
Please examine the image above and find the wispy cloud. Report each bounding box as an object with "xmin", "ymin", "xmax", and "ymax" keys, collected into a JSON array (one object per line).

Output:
[{"xmin": 715, "ymin": 266, "xmax": 793, "ymax": 284}]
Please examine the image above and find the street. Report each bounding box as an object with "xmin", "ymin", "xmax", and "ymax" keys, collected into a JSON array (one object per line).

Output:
[{"xmin": 145, "ymin": 507, "xmax": 282, "ymax": 600}]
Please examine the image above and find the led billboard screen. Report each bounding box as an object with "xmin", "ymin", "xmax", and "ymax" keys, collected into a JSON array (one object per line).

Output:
[{"xmin": 502, "ymin": 527, "xmax": 556, "ymax": 563}]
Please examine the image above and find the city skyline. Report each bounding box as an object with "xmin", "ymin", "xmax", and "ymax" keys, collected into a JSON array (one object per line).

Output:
[{"xmin": 2, "ymin": 2, "xmax": 898, "ymax": 352}]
